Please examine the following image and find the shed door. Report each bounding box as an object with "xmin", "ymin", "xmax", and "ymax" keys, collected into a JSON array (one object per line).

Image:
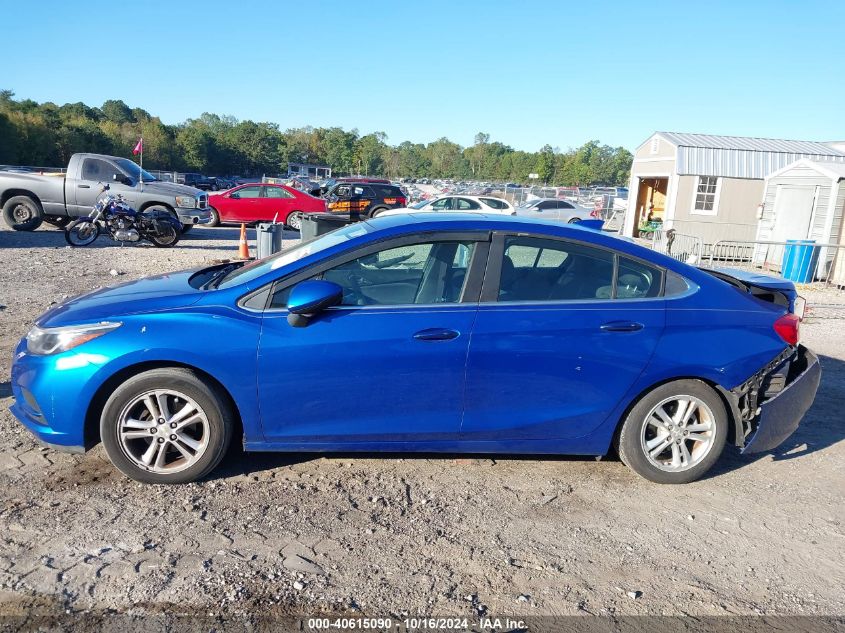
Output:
[{"xmin": 770, "ymin": 185, "xmax": 818, "ymax": 242}]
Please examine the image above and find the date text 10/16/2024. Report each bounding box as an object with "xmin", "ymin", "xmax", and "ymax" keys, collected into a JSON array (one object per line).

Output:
[{"xmin": 305, "ymin": 617, "xmax": 527, "ymax": 631}]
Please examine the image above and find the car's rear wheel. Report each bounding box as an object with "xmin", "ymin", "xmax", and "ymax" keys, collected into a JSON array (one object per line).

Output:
[
  {"xmin": 568, "ymin": 217, "xmax": 581, "ymax": 224},
  {"xmin": 616, "ymin": 380, "xmax": 727, "ymax": 484},
  {"xmin": 286, "ymin": 211, "xmax": 303, "ymax": 231},
  {"xmin": 2, "ymin": 195, "xmax": 44, "ymax": 231},
  {"xmin": 100, "ymin": 368, "xmax": 234, "ymax": 484}
]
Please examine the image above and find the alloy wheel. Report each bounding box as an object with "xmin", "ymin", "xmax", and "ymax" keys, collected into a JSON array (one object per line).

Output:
[
  {"xmin": 639, "ymin": 395, "xmax": 716, "ymax": 472},
  {"xmin": 116, "ymin": 389, "xmax": 210, "ymax": 473}
]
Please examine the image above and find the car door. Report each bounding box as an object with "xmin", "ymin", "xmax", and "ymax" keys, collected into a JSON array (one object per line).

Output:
[
  {"xmin": 70, "ymin": 157, "xmax": 133, "ymax": 215},
  {"xmin": 454, "ymin": 198, "xmax": 482, "ymax": 212},
  {"xmin": 222, "ymin": 185, "xmax": 262, "ymax": 222},
  {"xmin": 461, "ymin": 233, "xmax": 666, "ymax": 447},
  {"xmin": 256, "ymin": 233, "xmax": 489, "ymax": 444},
  {"xmin": 263, "ymin": 185, "xmax": 297, "ymax": 222}
]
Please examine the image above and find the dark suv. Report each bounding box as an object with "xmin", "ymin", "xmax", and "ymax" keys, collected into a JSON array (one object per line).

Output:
[
  {"xmin": 326, "ymin": 182, "xmax": 407, "ymax": 219},
  {"xmin": 178, "ymin": 173, "xmax": 214, "ymax": 191}
]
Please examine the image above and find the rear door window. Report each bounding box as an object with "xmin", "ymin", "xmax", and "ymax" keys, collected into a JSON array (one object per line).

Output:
[
  {"xmin": 499, "ymin": 236, "xmax": 614, "ymax": 302},
  {"xmin": 265, "ymin": 186, "xmax": 294, "ymax": 199},
  {"xmin": 455, "ymin": 198, "xmax": 481, "ymax": 210}
]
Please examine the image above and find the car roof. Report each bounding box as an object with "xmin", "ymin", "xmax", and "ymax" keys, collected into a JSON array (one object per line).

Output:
[{"xmin": 361, "ymin": 213, "xmax": 693, "ymax": 270}]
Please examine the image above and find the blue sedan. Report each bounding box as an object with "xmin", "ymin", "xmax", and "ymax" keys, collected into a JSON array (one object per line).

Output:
[{"xmin": 9, "ymin": 214, "xmax": 820, "ymax": 484}]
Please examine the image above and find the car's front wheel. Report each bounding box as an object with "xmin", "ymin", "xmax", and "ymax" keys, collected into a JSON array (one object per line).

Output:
[
  {"xmin": 100, "ymin": 368, "xmax": 234, "ymax": 484},
  {"xmin": 616, "ymin": 379, "xmax": 727, "ymax": 484}
]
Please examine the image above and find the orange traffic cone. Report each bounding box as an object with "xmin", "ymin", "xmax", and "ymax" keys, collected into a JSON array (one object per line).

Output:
[{"xmin": 238, "ymin": 223, "xmax": 250, "ymax": 259}]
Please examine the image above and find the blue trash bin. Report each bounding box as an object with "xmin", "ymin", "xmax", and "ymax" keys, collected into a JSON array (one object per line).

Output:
[{"xmin": 781, "ymin": 239, "xmax": 820, "ymax": 283}]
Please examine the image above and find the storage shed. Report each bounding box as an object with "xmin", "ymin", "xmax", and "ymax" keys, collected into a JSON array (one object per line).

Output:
[
  {"xmin": 624, "ymin": 132, "xmax": 845, "ymax": 244},
  {"xmin": 757, "ymin": 159, "xmax": 845, "ymax": 284}
]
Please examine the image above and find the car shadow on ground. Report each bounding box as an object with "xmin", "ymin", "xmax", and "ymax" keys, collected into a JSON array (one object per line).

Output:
[
  {"xmin": 0, "ymin": 381, "xmax": 11, "ymax": 398},
  {"xmin": 211, "ymin": 446, "xmax": 593, "ymax": 481},
  {"xmin": 705, "ymin": 352, "xmax": 844, "ymax": 479},
  {"xmin": 212, "ymin": 353, "xmax": 844, "ymax": 483}
]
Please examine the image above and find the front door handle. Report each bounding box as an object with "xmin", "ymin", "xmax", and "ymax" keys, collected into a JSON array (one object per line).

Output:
[
  {"xmin": 78, "ymin": 184, "xmax": 91, "ymax": 189},
  {"xmin": 413, "ymin": 328, "xmax": 460, "ymax": 341},
  {"xmin": 600, "ymin": 321, "xmax": 644, "ymax": 332}
]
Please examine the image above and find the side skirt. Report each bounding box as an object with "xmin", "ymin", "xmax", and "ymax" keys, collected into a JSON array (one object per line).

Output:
[{"xmin": 243, "ymin": 437, "xmax": 611, "ymax": 455}]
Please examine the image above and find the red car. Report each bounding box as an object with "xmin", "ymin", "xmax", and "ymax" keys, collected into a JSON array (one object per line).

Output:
[{"xmin": 207, "ymin": 183, "xmax": 326, "ymax": 230}]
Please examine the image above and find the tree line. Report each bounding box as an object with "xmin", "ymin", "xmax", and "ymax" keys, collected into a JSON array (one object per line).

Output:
[{"xmin": 0, "ymin": 91, "xmax": 632, "ymax": 185}]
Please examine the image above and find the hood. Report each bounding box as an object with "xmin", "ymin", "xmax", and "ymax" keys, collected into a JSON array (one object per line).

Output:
[
  {"xmin": 140, "ymin": 180, "xmax": 204, "ymax": 197},
  {"xmin": 37, "ymin": 269, "xmax": 204, "ymax": 327}
]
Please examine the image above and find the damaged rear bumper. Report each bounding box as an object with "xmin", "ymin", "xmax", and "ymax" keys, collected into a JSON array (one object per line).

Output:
[{"xmin": 724, "ymin": 345, "xmax": 821, "ymax": 454}]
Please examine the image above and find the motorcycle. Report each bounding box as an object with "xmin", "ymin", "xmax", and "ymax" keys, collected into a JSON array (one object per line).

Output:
[{"xmin": 64, "ymin": 184, "xmax": 181, "ymax": 248}]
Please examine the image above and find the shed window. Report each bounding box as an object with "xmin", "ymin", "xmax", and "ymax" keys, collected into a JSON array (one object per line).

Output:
[{"xmin": 693, "ymin": 176, "xmax": 719, "ymax": 213}]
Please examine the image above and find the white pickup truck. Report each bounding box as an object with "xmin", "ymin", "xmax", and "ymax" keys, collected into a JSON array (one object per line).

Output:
[{"xmin": 0, "ymin": 153, "xmax": 212, "ymax": 231}]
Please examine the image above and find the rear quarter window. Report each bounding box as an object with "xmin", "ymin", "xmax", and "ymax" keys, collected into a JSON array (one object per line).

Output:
[
  {"xmin": 372, "ymin": 185, "xmax": 403, "ymax": 197},
  {"xmin": 480, "ymin": 197, "xmax": 508, "ymax": 209},
  {"xmin": 616, "ymin": 257, "xmax": 663, "ymax": 299}
]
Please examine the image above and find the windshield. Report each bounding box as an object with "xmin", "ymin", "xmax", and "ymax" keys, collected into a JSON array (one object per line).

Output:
[
  {"xmin": 115, "ymin": 158, "xmax": 158, "ymax": 182},
  {"xmin": 409, "ymin": 200, "xmax": 429, "ymax": 209},
  {"xmin": 217, "ymin": 221, "xmax": 377, "ymax": 289}
]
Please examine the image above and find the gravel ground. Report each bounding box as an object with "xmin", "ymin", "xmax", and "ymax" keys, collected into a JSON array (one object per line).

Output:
[{"xmin": 0, "ymin": 222, "xmax": 843, "ymax": 624}]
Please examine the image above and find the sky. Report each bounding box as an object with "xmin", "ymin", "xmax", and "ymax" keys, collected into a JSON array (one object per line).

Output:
[{"xmin": 3, "ymin": 0, "xmax": 844, "ymax": 152}]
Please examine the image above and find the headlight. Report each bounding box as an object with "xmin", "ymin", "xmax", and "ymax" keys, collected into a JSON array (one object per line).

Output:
[
  {"xmin": 26, "ymin": 322, "xmax": 122, "ymax": 356},
  {"xmin": 175, "ymin": 196, "xmax": 197, "ymax": 208}
]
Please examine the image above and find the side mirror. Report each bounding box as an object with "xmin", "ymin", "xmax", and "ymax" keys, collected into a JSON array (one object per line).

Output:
[
  {"xmin": 113, "ymin": 173, "xmax": 132, "ymax": 186},
  {"xmin": 286, "ymin": 280, "xmax": 343, "ymax": 327}
]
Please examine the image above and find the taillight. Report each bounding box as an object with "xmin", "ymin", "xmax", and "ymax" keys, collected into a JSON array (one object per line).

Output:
[
  {"xmin": 773, "ymin": 313, "xmax": 800, "ymax": 346},
  {"xmin": 398, "ymin": 197, "xmax": 406, "ymax": 206}
]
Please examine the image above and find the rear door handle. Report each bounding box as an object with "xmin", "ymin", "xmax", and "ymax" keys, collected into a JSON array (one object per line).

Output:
[
  {"xmin": 78, "ymin": 184, "xmax": 91, "ymax": 189},
  {"xmin": 600, "ymin": 321, "xmax": 644, "ymax": 332},
  {"xmin": 413, "ymin": 328, "xmax": 460, "ymax": 341}
]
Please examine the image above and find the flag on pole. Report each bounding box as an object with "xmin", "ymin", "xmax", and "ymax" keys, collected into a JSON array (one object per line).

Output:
[{"xmin": 132, "ymin": 138, "xmax": 143, "ymax": 155}]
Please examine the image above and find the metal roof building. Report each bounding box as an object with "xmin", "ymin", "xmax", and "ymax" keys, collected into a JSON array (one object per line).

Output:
[
  {"xmin": 624, "ymin": 132, "xmax": 845, "ymax": 243},
  {"xmin": 656, "ymin": 132, "xmax": 845, "ymax": 180}
]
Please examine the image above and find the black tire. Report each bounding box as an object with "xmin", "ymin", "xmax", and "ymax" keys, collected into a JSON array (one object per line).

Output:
[
  {"xmin": 369, "ymin": 206, "xmax": 388, "ymax": 218},
  {"xmin": 615, "ymin": 379, "xmax": 728, "ymax": 484},
  {"xmin": 149, "ymin": 222, "xmax": 180, "ymax": 248},
  {"xmin": 568, "ymin": 217, "xmax": 581, "ymax": 224},
  {"xmin": 64, "ymin": 218, "xmax": 100, "ymax": 246},
  {"xmin": 207, "ymin": 207, "xmax": 221, "ymax": 227},
  {"xmin": 2, "ymin": 195, "xmax": 44, "ymax": 231},
  {"xmin": 100, "ymin": 368, "xmax": 234, "ymax": 484}
]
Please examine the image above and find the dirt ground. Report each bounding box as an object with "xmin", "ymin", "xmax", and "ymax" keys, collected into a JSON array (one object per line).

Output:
[{"xmin": 0, "ymin": 223, "xmax": 843, "ymax": 624}]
